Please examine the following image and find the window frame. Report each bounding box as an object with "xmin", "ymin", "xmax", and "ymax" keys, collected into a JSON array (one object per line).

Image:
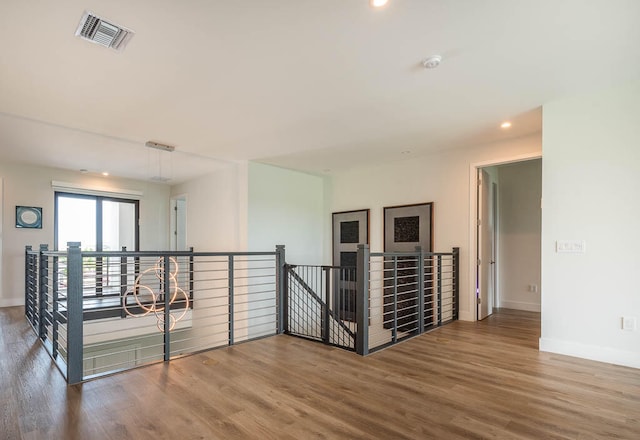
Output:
[{"xmin": 54, "ymin": 191, "xmax": 140, "ymax": 300}]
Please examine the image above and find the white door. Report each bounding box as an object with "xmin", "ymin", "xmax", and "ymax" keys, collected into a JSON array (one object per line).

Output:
[{"xmin": 477, "ymin": 169, "xmax": 495, "ymax": 320}]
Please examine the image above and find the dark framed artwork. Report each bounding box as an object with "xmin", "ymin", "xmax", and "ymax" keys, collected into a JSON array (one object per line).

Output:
[
  {"xmin": 332, "ymin": 209, "xmax": 369, "ymax": 321},
  {"xmin": 383, "ymin": 202, "xmax": 433, "ymax": 252},
  {"xmin": 383, "ymin": 203, "xmax": 434, "ymax": 332},
  {"xmin": 16, "ymin": 206, "xmax": 43, "ymax": 229}
]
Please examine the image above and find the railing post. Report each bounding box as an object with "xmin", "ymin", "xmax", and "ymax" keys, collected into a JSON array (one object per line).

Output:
[
  {"xmin": 275, "ymin": 245, "xmax": 286, "ymax": 334},
  {"xmin": 25, "ymin": 245, "xmax": 32, "ymax": 321},
  {"xmin": 66, "ymin": 242, "xmax": 84, "ymax": 384},
  {"xmin": 416, "ymin": 246, "xmax": 425, "ymax": 334},
  {"xmin": 189, "ymin": 246, "xmax": 194, "ymax": 303},
  {"xmin": 163, "ymin": 255, "xmax": 171, "ymax": 361},
  {"xmin": 38, "ymin": 244, "xmax": 48, "ymax": 341},
  {"xmin": 228, "ymin": 255, "xmax": 235, "ymax": 345},
  {"xmin": 437, "ymin": 254, "xmax": 443, "ymax": 326},
  {"xmin": 120, "ymin": 246, "xmax": 127, "ymax": 318},
  {"xmin": 283, "ymin": 264, "xmax": 289, "ymax": 334},
  {"xmin": 392, "ymin": 256, "xmax": 398, "ymax": 342},
  {"xmin": 453, "ymin": 247, "xmax": 460, "ymax": 321},
  {"xmin": 322, "ymin": 267, "xmax": 330, "ymax": 344},
  {"xmin": 52, "ymin": 255, "xmax": 59, "ymax": 359},
  {"xmin": 355, "ymin": 244, "xmax": 369, "ymax": 355}
]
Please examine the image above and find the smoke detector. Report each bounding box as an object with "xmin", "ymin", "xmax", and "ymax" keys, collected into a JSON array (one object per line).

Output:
[
  {"xmin": 75, "ymin": 11, "xmax": 134, "ymax": 52},
  {"xmin": 422, "ymin": 55, "xmax": 442, "ymax": 69}
]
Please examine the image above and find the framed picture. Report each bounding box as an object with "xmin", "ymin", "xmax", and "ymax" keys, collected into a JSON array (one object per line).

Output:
[
  {"xmin": 383, "ymin": 203, "xmax": 433, "ymax": 332},
  {"xmin": 332, "ymin": 209, "xmax": 369, "ymax": 321},
  {"xmin": 16, "ymin": 206, "xmax": 43, "ymax": 229},
  {"xmin": 383, "ymin": 202, "xmax": 433, "ymax": 252}
]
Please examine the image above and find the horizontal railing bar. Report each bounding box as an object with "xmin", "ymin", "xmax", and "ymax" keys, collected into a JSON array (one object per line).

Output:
[
  {"xmin": 71, "ymin": 251, "xmax": 278, "ymax": 258},
  {"xmin": 370, "ymin": 251, "xmax": 453, "ymax": 257}
]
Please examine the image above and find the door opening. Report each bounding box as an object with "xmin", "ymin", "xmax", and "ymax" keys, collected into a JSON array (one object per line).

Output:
[
  {"xmin": 474, "ymin": 157, "xmax": 542, "ymax": 321},
  {"xmin": 170, "ymin": 196, "xmax": 187, "ymax": 251}
]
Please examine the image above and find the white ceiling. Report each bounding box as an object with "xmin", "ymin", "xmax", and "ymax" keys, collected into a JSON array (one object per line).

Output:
[{"xmin": 0, "ymin": 0, "xmax": 639, "ymax": 182}]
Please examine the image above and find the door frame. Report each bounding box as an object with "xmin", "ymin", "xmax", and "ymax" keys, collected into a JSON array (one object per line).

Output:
[{"xmin": 468, "ymin": 152, "xmax": 541, "ymax": 321}]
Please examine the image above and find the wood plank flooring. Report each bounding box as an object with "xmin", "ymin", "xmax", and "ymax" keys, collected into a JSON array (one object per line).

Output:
[{"xmin": 1, "ymin": 307, "xmax": 638, "ymax": 439}]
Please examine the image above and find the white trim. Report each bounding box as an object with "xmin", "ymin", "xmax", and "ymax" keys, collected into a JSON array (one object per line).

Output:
[
  {"xmin": 539, "ymin": 337, "xmax": 640, "ymax": 369},
  {"xmin": 468, "ymin": 152, "xmax": 542, "ymax": 321},
  {"xmin": 499, "ymin": 300, "xmax": 540, "ymax": 312},
  {"xmin": 51, "ymin": 180, "xmax": 143, "ymax": 200}
]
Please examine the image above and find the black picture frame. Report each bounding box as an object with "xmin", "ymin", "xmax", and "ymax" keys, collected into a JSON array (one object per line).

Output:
[
  {"xmin": 383, "ymin": 202, "xmax": 433, "ymax": 252},
  {"xmin": 16, "ymin": 206, "xmax": 43, "ymax": 229},
  {"xmin": 332, "ymin": 209, "xmax": 369, "ymax": 322}
]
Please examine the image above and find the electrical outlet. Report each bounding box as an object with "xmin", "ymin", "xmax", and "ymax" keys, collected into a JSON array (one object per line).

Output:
[
  {"xmin": 527, "ymin": 284, "xmax": 538, "ymax": 293},
  {"xmin": 622, "ymin": 316, "xmax": 637, "ymax": 331}
]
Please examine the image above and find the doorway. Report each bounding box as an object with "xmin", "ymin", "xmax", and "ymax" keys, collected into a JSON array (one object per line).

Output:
[
  {"xmin": 170, "ymin": 195, "xmax": 187, "ymax": 251},
  {"xmin": 473, "ymin": 156, "xmax": 542, "ymax": 321}
]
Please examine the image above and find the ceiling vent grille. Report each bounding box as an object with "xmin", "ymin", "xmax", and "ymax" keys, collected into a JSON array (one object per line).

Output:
[{"xmin": 75, "ymin": 11, "xmax": 134, "ymax": 52}]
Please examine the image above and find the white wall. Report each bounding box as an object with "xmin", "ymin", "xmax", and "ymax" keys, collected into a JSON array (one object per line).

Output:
[
  {"xmin": 170, "ymin": 161, "xmax": 248, "ymax": 251},
  {"xmin": 541, "ymin": 78, "xmax": 640, "ymax": 368},
  {"xmin": 497, "ymin": 159, "xmax": 541, "ymax": 312},
  {"xmin": 325, "ymin": 134, "xmax": 542, "ymax": 321},
  {"xmin": 248, "ymin": 162, "xmax": 324, "ymax": 264},
  {"xmin": 0, "ymin": 162, "xmax": 170, "ymax": 307}
]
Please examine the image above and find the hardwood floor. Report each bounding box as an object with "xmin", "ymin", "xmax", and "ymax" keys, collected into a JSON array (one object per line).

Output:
[{"xmin": 1, "ymin": 306, "xmax": 638, "ymax": 439}]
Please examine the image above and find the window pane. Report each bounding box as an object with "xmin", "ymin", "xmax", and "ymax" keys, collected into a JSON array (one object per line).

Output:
[
  {"xmin": 57, "ymin": 197, "xmax": 96, "ymax": 251},
  {"xmin": 102, "ymin": 200, "xmax": 136, "ymax": 251}
]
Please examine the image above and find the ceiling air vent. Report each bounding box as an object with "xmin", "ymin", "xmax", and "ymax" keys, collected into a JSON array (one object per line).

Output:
[{"xmin": 75, "ymin": 11, "xmax": 134, "ymax": 52}]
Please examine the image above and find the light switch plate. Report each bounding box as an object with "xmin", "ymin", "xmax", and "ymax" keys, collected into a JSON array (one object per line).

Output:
[
  {"xmin": 622, "ymin": 316, "xmax": 637, "ymax": 331},
  {"xmin": 556, "ymin": 240, "xmax": 586, "ymax": 253}
]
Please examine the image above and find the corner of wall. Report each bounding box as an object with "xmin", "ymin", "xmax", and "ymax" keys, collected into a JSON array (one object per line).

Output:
[{"xmin": 539, "ymin": 337, "xmax": 640, "ymax": 369}]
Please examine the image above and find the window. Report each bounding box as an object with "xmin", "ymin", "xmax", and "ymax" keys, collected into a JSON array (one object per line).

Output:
[{"xmin": 55, "ymin": 192, "xmax": 139, "ymax": 299}]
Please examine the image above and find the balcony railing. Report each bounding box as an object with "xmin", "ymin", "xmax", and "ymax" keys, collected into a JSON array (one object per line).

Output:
[
  {"xmin": 25, "ymin": 243, "xmax": 285, "ymax": 384},
  {"xmin": 282, "ymin": 245, "xmax": 459, "ymax": 355},
  {"xmin": 25, "ymin": 243, "xmax": 459, "ymax": 384}
]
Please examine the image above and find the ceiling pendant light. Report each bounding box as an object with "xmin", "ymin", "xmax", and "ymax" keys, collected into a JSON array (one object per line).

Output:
[{"xmin": 146, "ymin": 140, "xmax": 175, "ymax": 183}]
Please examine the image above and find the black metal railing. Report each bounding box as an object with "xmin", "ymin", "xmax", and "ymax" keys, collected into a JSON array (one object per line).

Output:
[
  {"xmin": 367, "ymin": 246, "xmax": 459, "ymax": 353},
  {"xmin": 284, "ymin": 245, "xmax": 459, "ymax": 355},
  {"xmin": 25, "ymin": 241, "xmax": 459, "ymax": 382},
  {"xmin": 285, "ymin": 265, "xmax": 356, "ymax": 350},
  {"xmin": 25, "ymin": 242, "xmax": 286, "ymax": 384}
]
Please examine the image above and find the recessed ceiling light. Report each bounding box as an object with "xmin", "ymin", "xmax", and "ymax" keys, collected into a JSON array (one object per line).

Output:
[
  {"xmin": 370, "ymin": 0, "xmax": 389, "ymax": 8},
  {"xmin": 102, "ymin": 172, "xmax": 109, "ymax": 176},
  {"xmin": 501, "ymin": 121, "xmax": 512, "ymax": 129}
]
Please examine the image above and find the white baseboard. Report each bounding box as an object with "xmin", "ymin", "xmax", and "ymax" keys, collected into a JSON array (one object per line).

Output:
[
  {"xmin": 499, "ymin": 300, "xmax": 540, "ymax": 312},
  {"xmin": 0, "ymin": 298, "xmax": 24, "ymax": 308},
  {"xmin": 539, "ymin": 337, "xmax": 640, "ymax": 369}
]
